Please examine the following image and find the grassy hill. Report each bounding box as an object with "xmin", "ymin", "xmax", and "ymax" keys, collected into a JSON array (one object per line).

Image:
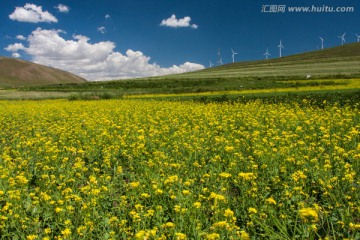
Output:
[
  {"xmin": 3, "ymin": 43, "xmax": 359, "ymax": 101},
  {"xmin": 173, "ymin": 42, "xmax": 360, "ymax": 80},
  {"xmin": 0, "ymin": 57, "xmax": 86, "ymax": 88}
]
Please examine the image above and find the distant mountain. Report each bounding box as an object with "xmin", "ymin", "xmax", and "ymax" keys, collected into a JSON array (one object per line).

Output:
[{"xmin": 0, "ymin": 57, "xmax": 86, "ymax": 88}]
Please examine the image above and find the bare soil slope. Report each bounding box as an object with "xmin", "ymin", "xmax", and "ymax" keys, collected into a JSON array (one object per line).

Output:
[{"xmin": 0, "ymin": 57, "xmax": 86, "ymax": 88}]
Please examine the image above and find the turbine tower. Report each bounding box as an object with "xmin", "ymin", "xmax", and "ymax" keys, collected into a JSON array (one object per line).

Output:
[
  {"xmin": 338, "ymin": 33, "xmax": 346, "ymax": 45},
  {"xmin": 264, "ymin": 48, "xmax": 270, "ymax": 60},
  {"xmin": 209, "ymin": 61, "xmax": 214, "ymax": 68},
  {"xmin": 278, "ymin": 40, "xmax": 284, "ymax": 58},
  {"xmin": 217, "ymin": 48, "xmax": 222, "ymax": 66},
  {"xmin": 319, "ymin": 37, "xmax": 324, "ymax": 50},
  {"xmin": 231, "ymin": 49, "xmax": 238, "ymax": 63},
  {"xmin": 356, "ymin": 34, "xmax": 360, "ymax": 42}
]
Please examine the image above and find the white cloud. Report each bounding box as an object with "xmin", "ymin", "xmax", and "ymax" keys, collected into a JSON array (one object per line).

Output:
[
  {"xmin": 13, "ymin": 28, "xmax": 204, "ymax": 81},
  {"xmin": 105, "ymin": 14, "xmax": 111, "ymax": 19},
  {"xmin": 55, "ymin": 4, "xmax": 70, "ymax": 13},
  {"xmin": 16, "ymin": 35, "xmax": 26, "ymax": 40},
  {"xmin": 12, "ymin": 53, "xmax": 21, "ymax": 58},
  {"xmin": 4, "ymin": 43, "xmax": 25, "ymax": 52},
  {"xmin": 9, "ymin": 3, "xmax": 58, "ymax": 23},
  {"xmin": 97, "ymin": 26, "xmax": 106, "ymax": 34},
  {"xmin": 160, "ymin": 14, "xmax": 198, "ymax": 29}
]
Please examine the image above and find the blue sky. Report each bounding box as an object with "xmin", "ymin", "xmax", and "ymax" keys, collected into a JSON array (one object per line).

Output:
[{"xmin": 1, "ymin": 0, "xmax": 359, "ymax": 80}]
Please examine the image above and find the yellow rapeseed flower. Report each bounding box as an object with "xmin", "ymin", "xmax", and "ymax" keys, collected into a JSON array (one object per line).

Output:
[
  {"xmin": 61, "ymin": 228, "xmax": 71, "ymax": 237},
  {"xmin": 205, "ymin": 233, "xmax": 220, "ymax": 240},
  {"xmin": 299, "ymin": 207, "xmax": 319, "ymax": 222},
  {"xmin": 162, "ymin": 222, "xmax": 175, "ymax": 228},
  {"xmin": 129, "ymin": 181, "xmax": 140, "ymax": 189},
  {"xmin": 349, "ymin": 223, "xmax": 360, "ymax": 229},
  {"xmin": 265, "ymin": 197, "xmax": 277, "ymax": 205},
  {"xmin": 248, "ymin": 208, "xmax": 257, "ymax": 214},
  {"xmin": 26, "ymin": 235, "xmax": 37, "ymax": 240},
  {"xmin": 219, "ymin": 172, "xmax": 232, "ymax": 178},
  {"xmin": 237, "ymin": 230, "xmax": 250, "ymax": 240},
  {"xmin": 193, "ymin": 202, "xmax": 201, "ymax": 208},
  {"xmin": 238, "ymin": 172, "xmax": 256, "ymax": 180},
  {"xmin": 175, "ymin": 232, "xmax": 187, "ymax": 240},
  {"xmin": 224, "ymin": 208, "xmax": 234, "ymax": 217}
]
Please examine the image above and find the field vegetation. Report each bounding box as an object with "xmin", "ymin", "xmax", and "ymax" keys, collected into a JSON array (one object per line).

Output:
[
  {"xmin": 0, "ymin": 99, "xmax": 359, "ymax": 239},
  {"xmin": 0, "ymin": 43, "xmax": 359, "ymax": 239}
]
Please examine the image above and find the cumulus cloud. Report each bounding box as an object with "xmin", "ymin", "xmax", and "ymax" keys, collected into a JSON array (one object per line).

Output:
[
  {"xmin": 55, "ymin": 4, "xmax": 70, "ymax": 13},
  {"xmin": 9, "ymin": 3, "xmax": 58, "ymax": 23},
  {"xmin": 4, "ymin": 43, "xmax": 26, "ymax": 52},
  {"xmin": 5, "ymin": 28, "xmax": 204, "ymax": 81},
  {"xmin": 105, "ymin": 14, "xmax": 111, "ymax": 19},
  {"xmin": 12, "ymin": 53, "xmax": 21, "ymax": 58},
  {"xmin": 97, "ymin": 26, "xmax": 106, "ymax": 34},
  {"xmin": 16, "ymin": 35, "xmax": 26, "ymax": 40},
  {"xmin": 160, "ymin": 14, "xmax": 198, "ymax": 29}
]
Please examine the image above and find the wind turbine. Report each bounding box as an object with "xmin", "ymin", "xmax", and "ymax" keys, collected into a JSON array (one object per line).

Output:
[
  {"xmin": 218, "ymin": 57, "xmax": 223, "ymax": 66},
  {"xmin": 264, "ymin": 48, "xmax": 270, "ymax": 60},
  {"xmin": 278, "ymin": 40, "xmax": 284, "ymax": 58},
  {"xmin": 338, "ymin": 33, "xmax": 346, "ymax": 45},
  {"xmin": 217, "ymin": 48, "xmax": 223, "ymax": 66},
  {"xmin": 319, "ymin": 37, "xmax": 324, "ymax": 49},
  {"xmin": 209, "ymin": 61, "xmax": 214, "ymax": 68},
  {"xmin": 231, "ymin": 49, "xmax": 238, "ymax": 63},
  {"xmin": 355, "ymin": 34, "xmax": 360, "ymax": 42}
]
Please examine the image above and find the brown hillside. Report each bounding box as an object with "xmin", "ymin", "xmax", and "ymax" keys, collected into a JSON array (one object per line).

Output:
[{"xmin": 0, "ymin": 57, "xmax": 86, "ymax": 88}]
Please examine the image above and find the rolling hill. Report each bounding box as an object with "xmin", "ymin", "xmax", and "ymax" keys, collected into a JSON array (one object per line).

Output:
[
  {"xmin": 172, "ymin": 42, "xmax": 360, "ymax": 80},
  {"xmin": 0, "ymin": 57, "xmax": 86, "ymax": 88},
  {"xmin": 16, "ymin": 43, "xmax": 360, "ymax": 97}
]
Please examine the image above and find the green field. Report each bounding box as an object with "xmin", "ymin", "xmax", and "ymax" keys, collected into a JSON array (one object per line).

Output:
[{"xmin": 0, "ymin": 43, "xmax": 357, "ymax": 101}]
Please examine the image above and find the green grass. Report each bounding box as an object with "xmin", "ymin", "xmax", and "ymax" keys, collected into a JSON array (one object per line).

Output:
[
  {"xmin": 19, "ymin": 43, "xmax": 360, "ymax": 96},
  {"xmin": 0, "ymin": 43, "xmax": 358, "ymax": 101}
]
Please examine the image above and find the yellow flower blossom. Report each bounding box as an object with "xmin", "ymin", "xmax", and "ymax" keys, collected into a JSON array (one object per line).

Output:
[
  {"xmin": 299, "ymin": 207, "xmax": 319, "ymax": 222},
  {"xmin": 248, "ymin": 208, "xmax": 257, "ymax": 214},
  {"xmin": 26, "ymin": 235, "xmax": 38, "ymax": 240},
  {"xmin": 224, "ymin": 208, "xmax": 234, "ymax": 217},
  {"xmin": 175, "ymin": 232, "xmax": 187, "ymax": 240},
  {"xmin": 219, "ymin": 172, "xmax": 232, "ymax": 178},
  {"xmin": 162, "ymin": 222, "xmax": 175, "ymax": 228},
  {"xmin": 61, "ymin": 228, "xmax": 71, "ymax": 237},
  {"xmin": 265, "ymin": 197, "xmax": 277, "ymax": 205},
  {"xmin": 129, "ymin": 181, "xmax": 140, "ymax": 189},
  {"xmin": 193, "ymin": 202, "xmax": 201, "ymax": 208},
  {"xmin": 238, "ymin": 172, "xmax": 256, "ymax": 180},
  {"xmin": 205, "ymin": 233, "xmax": 220, "ymax": 240}
]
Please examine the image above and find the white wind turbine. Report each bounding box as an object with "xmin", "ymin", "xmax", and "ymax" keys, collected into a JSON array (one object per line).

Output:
[
  {"xmin": 319, "ymin": 37, "xmax": 324, "ymax": 49},
  {"xmin": 217, "ymin": 48, "xmax": 223, "ymax": 66},
  {"xmin": 209, "ymin": 61, "xmax": 214, "ymax": 68},
  {"xmin": 264, "ymin": 48, "xmax": 270, "ymax": 60},
  {"xmin": 355, "ymin": 34, "xmax": 360, "ymax": 42},
  {"xmin": 218, "ymin": 57, "xmax": 223, "ymax": 65},
  {"xmin": 278, "ymin": 40, "xmax": 284, "ymax": 58},
  {"xmin": 231, "ymin": 49, "xmax": 238, "ymax": 63},
  {"xmin": 338, "ymin": 33, "xmax": 346, "ymax": 45}
]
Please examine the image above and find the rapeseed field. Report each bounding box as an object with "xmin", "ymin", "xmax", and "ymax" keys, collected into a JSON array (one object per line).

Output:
[{"xmin": 0, "ymin": 99, "xmax": 359, "ymax": 239}]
